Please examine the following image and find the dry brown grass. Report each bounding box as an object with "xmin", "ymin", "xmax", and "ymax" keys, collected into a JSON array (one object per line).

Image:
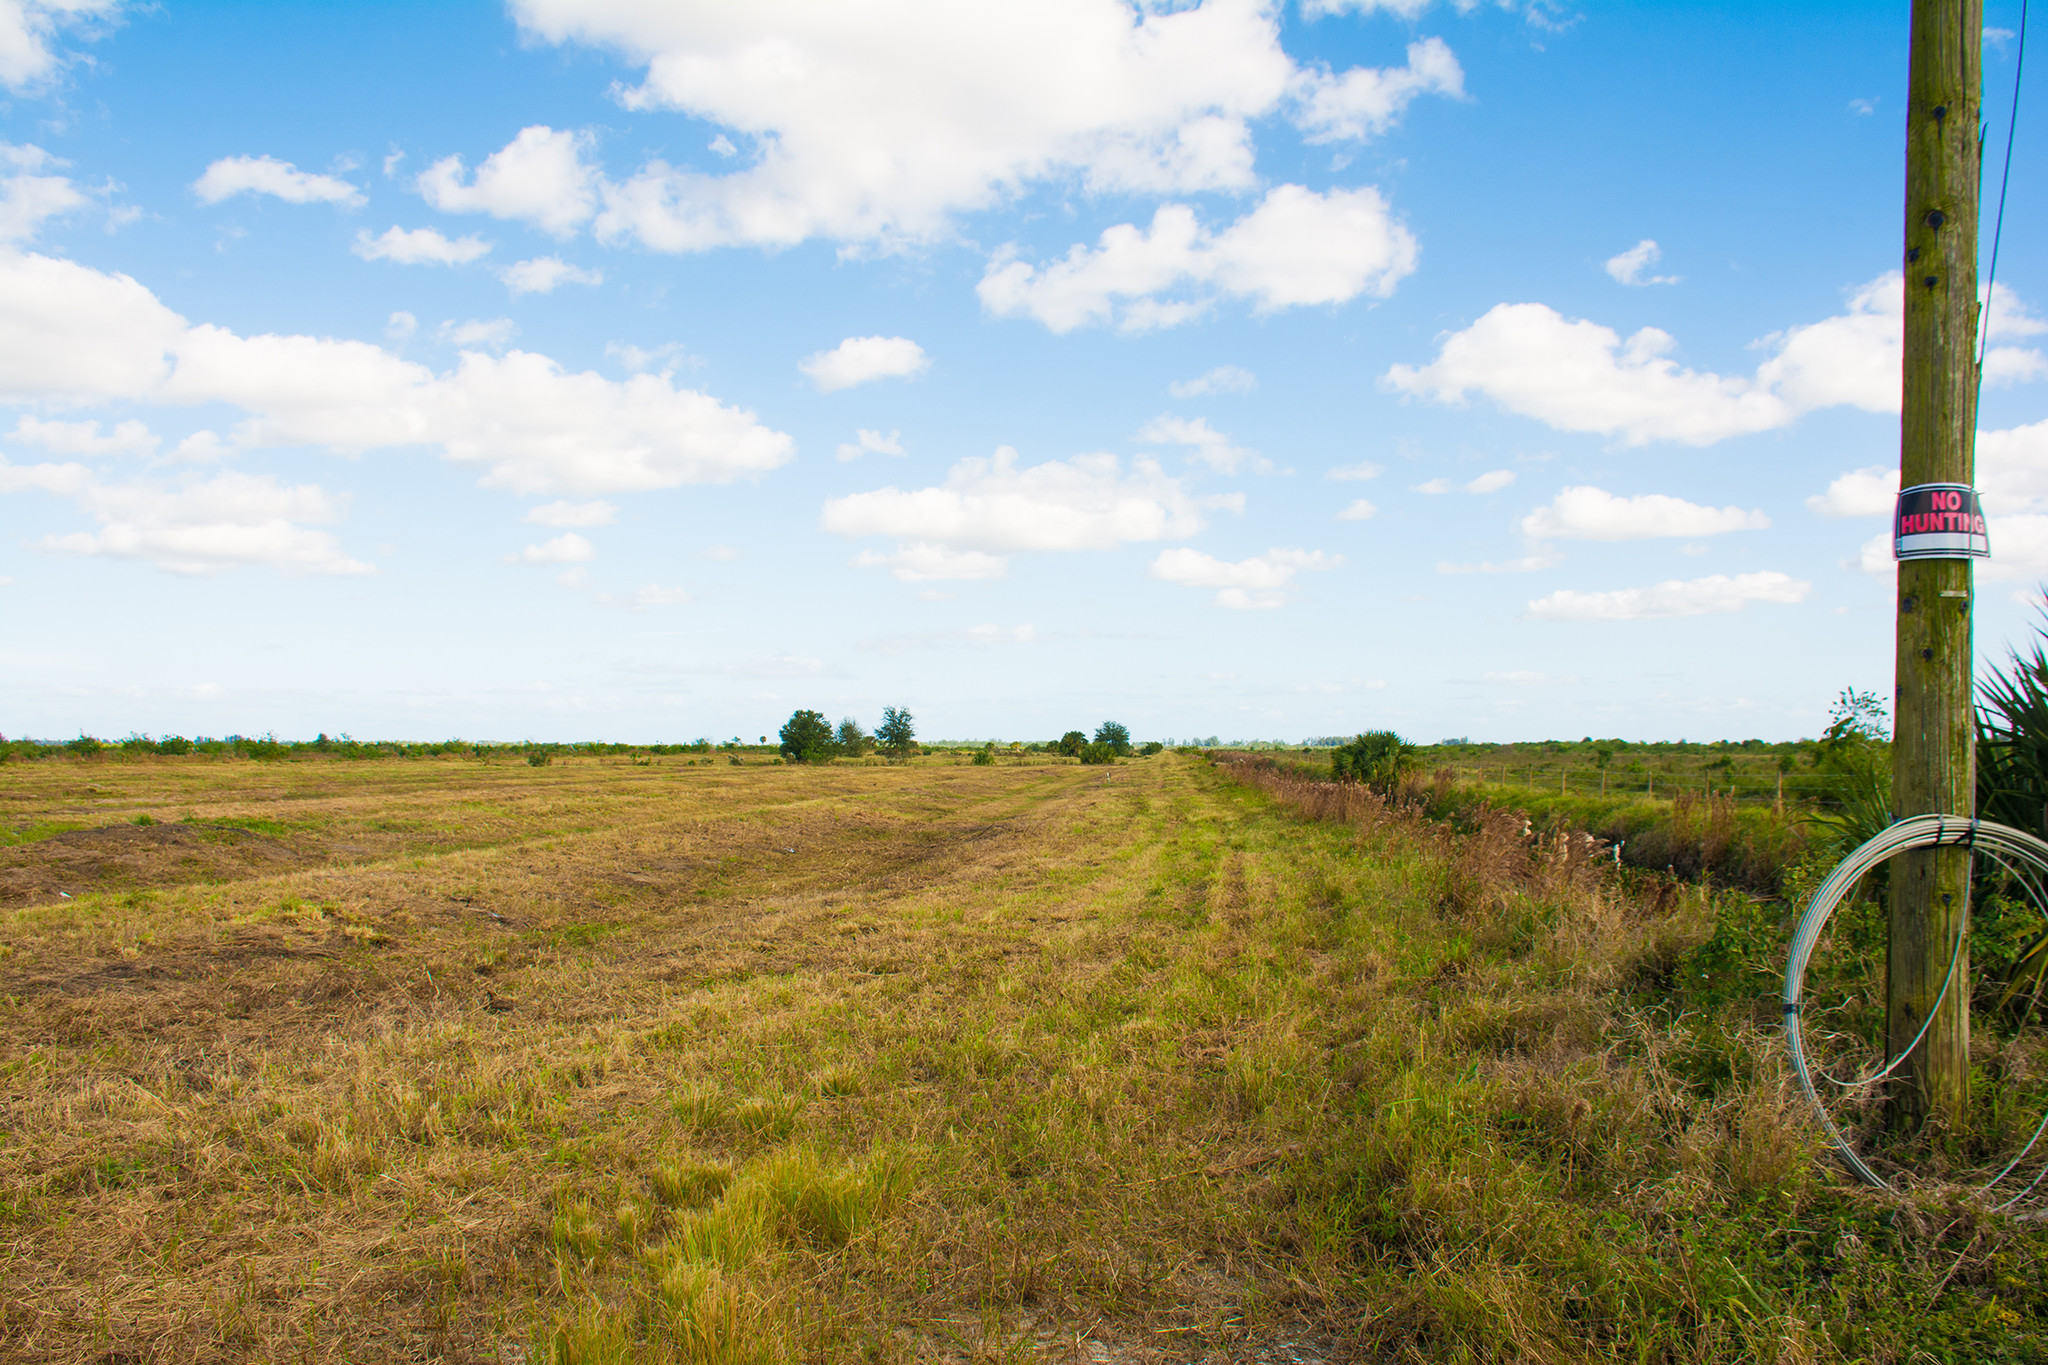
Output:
[
  {"xmin": 1, "ymin": 753, "xmax": 1388, "ymax": 1363},
  {"xmin": 7, "ymin": 749, "xmax": 2047, "ymax": 1364}
]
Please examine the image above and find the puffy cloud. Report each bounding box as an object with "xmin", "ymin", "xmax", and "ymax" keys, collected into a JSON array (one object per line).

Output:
[
  {"xmin": 1387, "ymin": 302, "xmax": 1792, "ymax": 445},
  {"xmin": 1135, "ymin": 413, "xmax": 1263, "ymax": 474},
  {"xmin": 1326, "ymin": 460, "xmax": 1381, "ymax": 481},
  {"xmin": 1390, "ymin": 275, "xmax": 2044, "ymax": 447},
  {"xmin": 7, "ymin": 414, "xmax": 155, "ymax": 455},
  {"xmin": 1292, "ymin": 37, "xmax": 1462, "ymax": 143},
  {"xmin": 1988, "ymin": 348, "xmax": 2048, "ymax": 386},
  {"xmin": 1149, "ymin": 545, "xmax": 1339, "ymax": 609},
  {"xmin": 0, "ymin": 142, "xmax": 83, "ymax": 242},
  {"xmin": 825, "ymin": 445, "xmax": 1204, "ymax": 578},
  {"xmin": 1169, "ymin": 364, "xmax": 1256, "ymax": 397},
  {"xmin": 980, "ymin": 185, "xmax": 1415, "ymax": 333},
  {"xmin": 0, "ymin": 249, "xmax": 184, "ymax": 400},
  {"xmin": 836, "ymin": 428, "xmax": 904, "ymax": 462},
  {"xmin": 352, "ymin": 225, "xmax": 492, "ymax": 265},
  {"xmin": 1520, "ymin": 485, "xmax": 1770, "ymax": 540},
  {"xmin": 501, "ymin": 255, "xmax": 604, "ymax": 295},
  {"xmin": 1414, "ymin": 469, "xmax": 1512, "ymax": 494},
  {"xmin": 510, "ymin": 0, "xmax": 1452, "ymax": 253},
  {"xmin": 1527, "ymin": 570, "xmax": 1809, "ymax": 621},
  {"xmin": 0, "ymin": 0, "xmax": 122, "ymax": 91},
  {"xmin": 1337, "ymin": 498, "xmax": 1376, "ymax": 520},
  {"xmin": 417, "ymin": 125, "xmax": 599, "ymax": 237},
  {"xmin": 799, "ymin": 335, "xmax": 929, "ymax": 392},
  {"xmin": 526, "ymin": 499, "xmax": 615, "ymax": 528},
  {"xmin": 0, "ymin": 248, "xmax": 795, "ymax": 495},
  {"xmin": 1982, "ymin": 419, "xmax": 2048, "ymax": 511},
  {"xmin": 1806, "ymin": 465, "xmax": 1897, "ymax": 518},
  {"xmin": 516, "ymin": 532, "xmax": 596, "ymax": 564},
  {"xmin": 1751, "ymin": 275, "xmax": 1904, "ymax": 414},
  {"xmin": 3, "ymin": 459, "xmax": 371, "ymax": 576},
  {"xmin": 193, "ymin": 155, "xmax": 364, "ymax": 208},
  {"xmin": 1605, "ymin": 238, "xmax": 1678, "ymax": 286}
]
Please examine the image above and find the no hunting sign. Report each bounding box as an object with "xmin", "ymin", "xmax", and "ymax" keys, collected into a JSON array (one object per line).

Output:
[{"xmin": 1894, "ymin": 483, "xmax": 1990, "ymax": 561}]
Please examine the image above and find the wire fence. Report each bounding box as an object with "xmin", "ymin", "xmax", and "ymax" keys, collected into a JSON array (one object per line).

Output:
[{"xmin": 1448, "ymin": 764, "xmax": 1866, "ymax": 807}]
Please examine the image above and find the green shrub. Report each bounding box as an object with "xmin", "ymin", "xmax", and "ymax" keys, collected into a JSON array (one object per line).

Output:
[
  {"xmin": 778, "ymin": 709, "xmax": 837, "ymax": 764},
  {"xmin": 1331, "ymin": 730, "xmax": 1414, "ymax": 789}
]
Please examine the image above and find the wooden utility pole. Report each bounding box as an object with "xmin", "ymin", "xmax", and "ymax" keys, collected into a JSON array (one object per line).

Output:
[{"xmin": 1889, "ymin": 0, "xmax": 1982, "ymax": 1131}]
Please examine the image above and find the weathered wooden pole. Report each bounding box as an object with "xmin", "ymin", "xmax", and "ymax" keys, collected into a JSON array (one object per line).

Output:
[{"xmin": 1889, "ymin": 0, "xmax": 1982, "ymax": 1131}]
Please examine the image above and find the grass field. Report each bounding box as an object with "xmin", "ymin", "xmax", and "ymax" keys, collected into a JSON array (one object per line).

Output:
[{"xmin": 4, "ymin": 751, "xmax": 2046, "ymax": 1362}]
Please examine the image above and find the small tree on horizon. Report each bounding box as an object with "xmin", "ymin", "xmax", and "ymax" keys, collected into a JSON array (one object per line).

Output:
[
  {"xmin": 779, "ymin": 709, "xmax": 838, "ymax": 764},
  {"xmin": 1057, "ymin": 730, "xmax": 1087, "ymax": 757},
  {"xmin": 837, "ymin": 717, "xmax": 873, "ymax": 757},
  {"xmin": 1093, "ymin": 721, "xmax": 1132, "ymax": 757},
  {"xmin": 876, "ymin": 706, "xmax": 917, "ymax": 761}
]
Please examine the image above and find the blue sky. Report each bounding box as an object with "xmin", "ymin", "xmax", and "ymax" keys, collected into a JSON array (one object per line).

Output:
[{"xmin": 0, "ymin": 0, "xmax": 2043, "ymax": 745}]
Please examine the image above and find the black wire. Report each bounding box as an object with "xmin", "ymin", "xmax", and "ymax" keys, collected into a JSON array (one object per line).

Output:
[{"xmin": 1980, "ymin": 0, "xmax": 2030, "ymax": 377}]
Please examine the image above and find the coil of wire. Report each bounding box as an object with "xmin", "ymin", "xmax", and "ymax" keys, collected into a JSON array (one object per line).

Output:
[{"xmin": 1784, "ymin": 813, "xmax": 2048, "ymax": 1206}]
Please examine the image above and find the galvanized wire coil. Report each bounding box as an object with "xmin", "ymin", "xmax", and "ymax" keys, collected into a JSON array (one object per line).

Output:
[{"xmin": 1784, "ymin": 814, "xmax": 2048, "ymax": 1206}]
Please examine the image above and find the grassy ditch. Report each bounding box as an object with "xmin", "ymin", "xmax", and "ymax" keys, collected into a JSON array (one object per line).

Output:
[{"xmin": 1217, "ymin": 754, "xmax": 2048, "ymax": 1363}]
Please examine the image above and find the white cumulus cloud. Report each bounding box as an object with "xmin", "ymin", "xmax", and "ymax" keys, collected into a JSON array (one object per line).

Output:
[
  {"xmin": 505, "ymin": 0, "xmax": 1453, "ymax": 255},
  {"xmin": 1521, "ymin": 486, "xmax": 1770, "ymax": 540},
  {"xmin": 1806, "ymin": 465, "xmax": 1898, "ymax": 518},
  {"xmin": 1326, "ymin": 460, "xmax": 1381, "ymax": 481},
  {"xmin": 0, "ymin": 248, "xmax": 796, "ymax": 496},
  {"xmin": 0, "ymin": 142, "xmax": 84, "ymax": 242},
  {"xmin": 1149, "ymin": 545, "xmax": 1340, "ymax": 609},
  {"xmin": 3, "ymin": 459, "xmax": 371, "ymax": 576},
  {"xmin": 825, "ymin": 445, "xmax": 1203, "ymax": 579},
  {"xmin": 516, "ymin": 532, "xmax": 596, "ymax": 564},
  {"xmin": 1389, "ymin": 275, "xmax": 2046, "ymax": 447},
  {"xmin": 193, "ymin": 155, "xmax": 364, "ymax": 208},
  {"xmin": 1169, "ymin": 364, "xmax": 1256, "ymax": 398},
  {"xmin": 1605, "ymin": 238, "xmax": 1679, "ymax": 286},
  {"xmin": 800, "ymin": 335, "xmax": 929, "ymax": 392},
  {"xmin": 0, "ymin": 0, "xmax": 122, "ymax": 91},
  {"xmin": 1135, "ymin": 413, "xmax": 1263, "ymax": 474},
  {"xmin": 501, "ymin": 255, "xmax": 604, "ymax": 295},
  {"xmin": 1292, "ymin": 37, "xmax": 1463, "ymax": 142},
  {"xmin": 437, "ymin": 317, "xmax": 519, "ymax": 350},
  {"xmin": 8, "ymin": 414, "xmax": 155, "ymax": 456},
  {"xmin": 980, "ymin": 184, "xmax": 1416, "ymax": 333},
  {"xmin": 417, "ymin": 125, "xmax": 599, "ymax": 237},
  {"xmin": 836, "ymin": 428, "xmax": 905, "ymax": 462},
  {"xmin": 1337, "ymin": 498, "xmax": 1376, "ymax": 520},
  {"xmin": 1527, "ymin": 570, "xmax": 1809, "ymax": 621},
  {"xmin": 352, "ymin": 225, "xmax": 492, "ymax": 265}
]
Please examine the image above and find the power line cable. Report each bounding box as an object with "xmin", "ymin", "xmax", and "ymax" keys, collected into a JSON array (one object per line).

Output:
[{"xmin": 1980, "ymin": 0, "xmax": 2030, "ymax": 377}]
